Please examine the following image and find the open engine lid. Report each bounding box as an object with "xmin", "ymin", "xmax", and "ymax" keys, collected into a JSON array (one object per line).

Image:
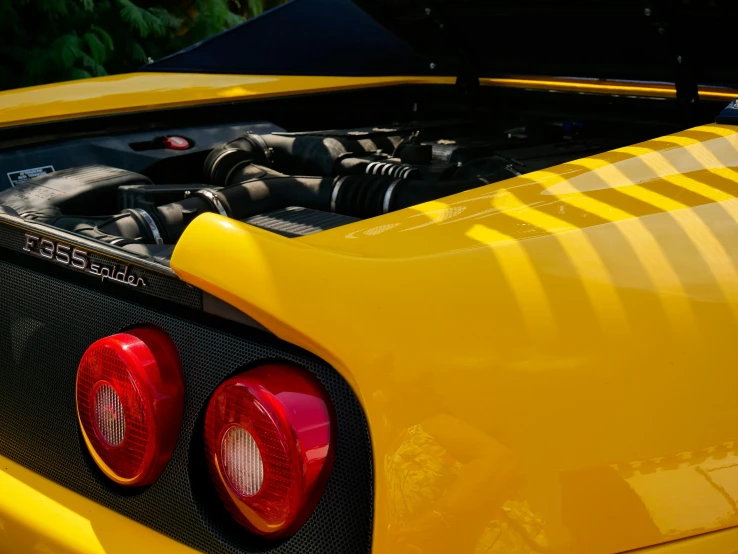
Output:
[{"xmin": 145, "ymin": 0, "xmax": 738, "ymax": 90}]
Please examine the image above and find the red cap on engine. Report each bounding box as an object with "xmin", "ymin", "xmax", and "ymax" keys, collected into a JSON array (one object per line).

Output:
[{"xmin": 162, "ymin": 136, "xmax": 191, "ymax": 150}]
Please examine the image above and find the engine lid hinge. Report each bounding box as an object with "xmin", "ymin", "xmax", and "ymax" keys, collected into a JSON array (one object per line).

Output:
[
  {"xmin": 674, "ymin": 53, "xmax": 699, "ymax": 124},
  {"xmin": 422, "ymin": 2, "xmax": 480, "ymax": 107},
  {"xmin": 647, "ymin": 1, "xmax": 700, "ymax": 124},
  {"xmin": 455, "ymin": 67, "xmax": 481, "ymax": 107}
]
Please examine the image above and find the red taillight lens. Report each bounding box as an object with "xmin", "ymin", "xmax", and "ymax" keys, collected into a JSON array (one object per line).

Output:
[
  {"xmin": 204, "ymin": 364, "xmax": 334, "ymax": 538},
  {"xmin": 76, "ymin": 326, "xmax": 184, "ymax": 486}
]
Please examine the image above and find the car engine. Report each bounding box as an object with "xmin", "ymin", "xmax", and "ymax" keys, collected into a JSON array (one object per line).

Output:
[{"xmin": 0, "ymin": 117, "xmax": 637, "ymax": 262}]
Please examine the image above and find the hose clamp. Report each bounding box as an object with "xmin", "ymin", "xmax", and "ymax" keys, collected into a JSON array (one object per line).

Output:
[
  {"xmin": 246, "ymin": 132, "xmax": 275, "ymax": 167},
  {"xmin": 130, "ymin": 208, "xmax": 164, "ymax": 245},
  {"xmin": 366, "ymin": 161, "xmax": 417, "ymax": 180},
  {"xmin": 193, "ymin": 189, "xmax": 229, "ymax": 217},
  {"xmin": 208, "ymin": 148, "xmax": 240, "ymax": 182},
  {"xmin": 331, "ymin": 176, "xmax": 349, "ymax": 213},
  {"xmin": 383, "ymin": 179, "xmax": 402, "ymax": 214}
]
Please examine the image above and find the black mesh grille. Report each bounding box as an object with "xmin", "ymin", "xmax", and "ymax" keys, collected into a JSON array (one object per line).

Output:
[
  {"xmin": 0, "ymin": 258, "xmax": 373, "ymax": 553},
  {"xmin": 243, "ymin": 207, "xmax": 359, "ymax": 238}
]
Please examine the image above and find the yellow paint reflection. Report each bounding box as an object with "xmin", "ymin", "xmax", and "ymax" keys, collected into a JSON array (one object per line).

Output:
[
  {"xmin": 491, "ymin": 190, "xmax": 630, "ymax": 338},
  {"xmin": 598, "ymin": 147, "xmax": 738, "ymax": 318},
  {"xmin": 562, "ymin": 159, "xmax": 707, "ymax": 337},
  {"xmin": 0, "ymin": 469, "xmax": 106, "ymax": 554},
  {"xmin": 0, "ymin": 454, "xmax": 198, "ymax": 554},
  {"xmin": 480, "ymin": 76, "xmax": 738, "ymax": 101},
  {"xmin": 532, "ymin": 170, "xmax": 632, "ymax": 221},
  {"xmin": 481, "ymin": 77, "xmax": 679, "ymax": 97},
  {"xmin": 613, "ymin": 222, "xmax": 697, "ymax": 339},
  {"xmin": 483, "ymin": 170, "xmax": 701, "ymax": 339},
  {"xmin": 628, "ymin": 470, "xmax": 733, "ymax": 534},
  {"xmin": 617, "ymin": 447, "xmax": 738, "ymax": 538},
  {"xmin": 669, "ymin": 210, "xmax": 738, "ymax": 317},
  {"xmin": 0, "ymin": 73, "xmax": 458, "ymax": 128},
  {"xmin": 384, "ymin": 411, "xmax": 538, "ymax": 553},
  {"xmin": 550, "ymin": 130, "xmax": 738, "ymax": 197},
  {"xmin": 692, "ymin": 125, "xmax": 737, "ymax": 138},
  {"xmin": 467, "ymin": 224, "xmax": 557, "ymax": 342}
]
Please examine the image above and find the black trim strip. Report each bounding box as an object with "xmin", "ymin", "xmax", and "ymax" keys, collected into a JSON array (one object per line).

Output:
[{"xmin": 0, "ymin": 217, "xmax": 202, "ymax": 310}]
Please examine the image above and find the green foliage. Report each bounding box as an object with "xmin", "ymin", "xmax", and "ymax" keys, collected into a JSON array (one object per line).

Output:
[
  {"xmin": 0, "ymin": 0, "xmax": 287, "ymax": 91},
  {"xmin": 247, "ymin": 0, "xmax": 265, "ymax": 17}
]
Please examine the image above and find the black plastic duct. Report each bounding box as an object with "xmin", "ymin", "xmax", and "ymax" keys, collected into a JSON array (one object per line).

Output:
[
  {"xmin": 204, "ymin": 132, "xmax": 407, "ymax": 185},
  {"xmin": 103, "ymin": 172, "xmax": 494, "ymax": 242},
  {"xmin": 0, "ymin": 165, "xmax": 504, "ymax": 245}
]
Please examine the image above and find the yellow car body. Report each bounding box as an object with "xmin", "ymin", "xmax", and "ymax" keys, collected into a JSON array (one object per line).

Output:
[
  {"xmin": 2, "ymin": 70, "xmax": 738, "ymax": 553},
  {"xmin": 5, "ymin": 1, "xmax": 738, "ymax": 552}
]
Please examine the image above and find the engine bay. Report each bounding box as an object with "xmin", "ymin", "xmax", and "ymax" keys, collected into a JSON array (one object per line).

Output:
[{"xmin": 0, "ymin": 115, "xmax": 654, "ymax": 264}]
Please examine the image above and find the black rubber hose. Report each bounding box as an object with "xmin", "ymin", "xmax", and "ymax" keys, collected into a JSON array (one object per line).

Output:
[
  {"xmin": 101, "ymin": 172, "xmax": 495, "ymax": 244},
  {"xmin": 0, "ymin": 164, "xmax": 499, "ymax": 246},
  {"xmin": 153, "ymin": 173, "xmax": 492, "ymax": 242},
  {"xmin": 91, "ymin": 175, "xmax": 334, "ymax": 243},
  {"xmin": 159, "ymin": 176, "xmax": 334, "ymax": 239},
  {"xmin": 260, "ymin": 134, "xmax": 355, "ymax": 176},
  {"xmin": 213, "ymin": 173, "xmax": 492, "ymax": 219},
  {"xmin": 330, "ymin": 174, "xmax": 492, "ymax": 217},
  {"xmin": 204, "ymin": 133, "xmax": 406, "ymax": 186}
]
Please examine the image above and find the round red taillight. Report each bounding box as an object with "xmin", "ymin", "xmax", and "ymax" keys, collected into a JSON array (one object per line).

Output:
[
  {"xmin": 204, "ymin": 364, "xmax": 334, "ymax": 538},
  {"xmin": 76, "ymin": 326, "xmax": 184, "ymax": 486}
]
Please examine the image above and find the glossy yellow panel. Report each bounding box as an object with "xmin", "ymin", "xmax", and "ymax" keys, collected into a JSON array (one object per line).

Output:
[
  {"xmin": 171, "ymin": 123, "xmax": 738, "ymax": 553},
  {"xmin": 1, "ymin": 72, "xmax": 734, "ymax": 134},
  {"xmin": 0, "ymin": 73, "xmax": 455, "ymax": 129},
  {"xmin": 0, "ymin": 454, "xmax": 197, "ymax": 553}
]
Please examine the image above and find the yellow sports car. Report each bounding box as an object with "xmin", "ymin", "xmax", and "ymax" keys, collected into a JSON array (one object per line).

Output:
[{"xmin": 4, "ymin": 0, "xmax": 738, "ymax": 552}]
